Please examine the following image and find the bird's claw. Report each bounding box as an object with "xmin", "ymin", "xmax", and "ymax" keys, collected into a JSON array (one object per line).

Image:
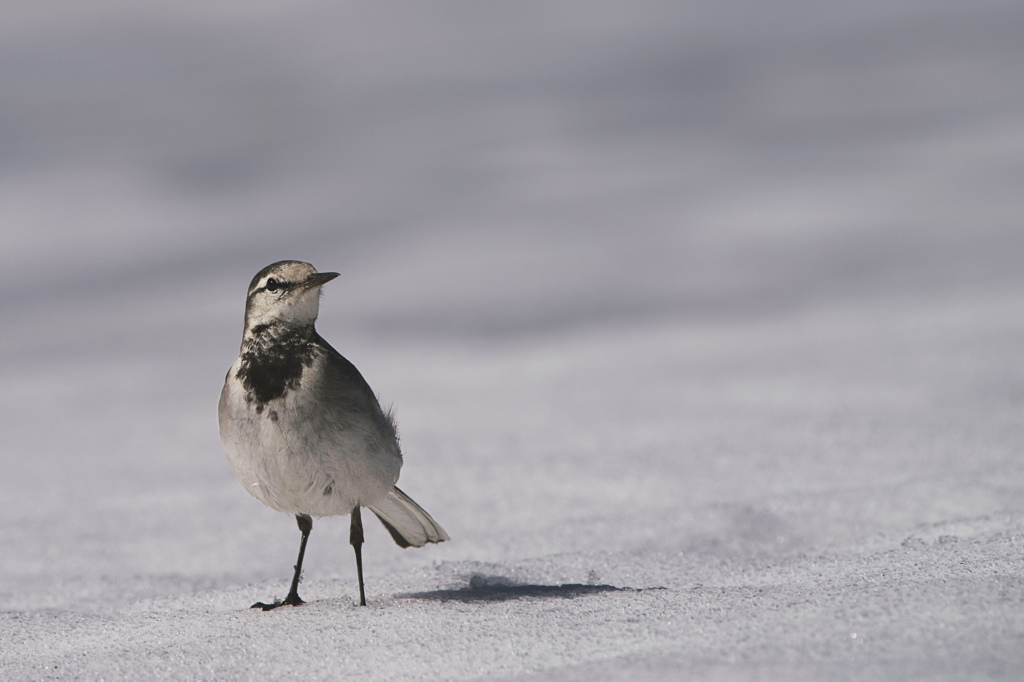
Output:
[{"xmin": 251, "ymin": 594, "xmax": 304, "ymax": 610}]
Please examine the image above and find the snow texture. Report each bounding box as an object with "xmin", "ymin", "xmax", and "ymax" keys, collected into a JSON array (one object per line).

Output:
[{"xmin": 2, "ymin": 1, "xmax": 1024, "ymax": 680}]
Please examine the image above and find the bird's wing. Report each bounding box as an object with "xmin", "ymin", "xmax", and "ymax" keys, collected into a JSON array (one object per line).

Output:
[{"xmin": 310, "ymin": 332, "xmax": 401, "ymax": 450}]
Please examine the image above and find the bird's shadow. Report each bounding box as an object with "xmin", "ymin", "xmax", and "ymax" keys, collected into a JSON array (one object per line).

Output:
[{"xmin": 397, "ymin": 573, "xmax": 662, "ymax": 603}]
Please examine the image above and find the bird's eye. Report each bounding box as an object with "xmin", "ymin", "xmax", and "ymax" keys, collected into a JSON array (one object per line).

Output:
[{"xmin": 265, "ymin": 278, "xmax": 280, "ymax": 292}]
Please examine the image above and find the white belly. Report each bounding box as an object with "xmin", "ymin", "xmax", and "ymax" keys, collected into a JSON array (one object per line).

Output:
[{"xmin": 218, "ymin": 356, "xmax": 400, "ymax": 516}]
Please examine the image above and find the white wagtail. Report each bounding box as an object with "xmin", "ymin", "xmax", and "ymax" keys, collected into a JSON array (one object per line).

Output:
[{"xmin": 218, "ymin": 260, "xmax": 449, "ymax": 610}]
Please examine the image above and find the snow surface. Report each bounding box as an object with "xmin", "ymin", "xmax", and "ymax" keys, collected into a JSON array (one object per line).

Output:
[{"xmin": 2, "ymin": 1, "xmax": 1024, "ymax": 679}]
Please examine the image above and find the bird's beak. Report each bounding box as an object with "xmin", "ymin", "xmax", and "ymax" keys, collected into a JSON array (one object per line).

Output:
[{"xmin": 304, "ymin": 271, "xmax": 339, "ymax": 289}]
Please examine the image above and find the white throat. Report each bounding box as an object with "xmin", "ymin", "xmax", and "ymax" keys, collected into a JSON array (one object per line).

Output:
[{"xmin": 245, "ymin": 286, "xmax": 321, "ymax": 336}]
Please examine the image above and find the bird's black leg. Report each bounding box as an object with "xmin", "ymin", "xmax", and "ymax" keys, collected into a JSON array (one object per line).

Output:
[
  {"xmin": 252, "ymin": 514, "xmax": 313, "ymax": 610},
  {"xmin": 350, "ymin": 506, "xmax": 367, "ymax": 606}
]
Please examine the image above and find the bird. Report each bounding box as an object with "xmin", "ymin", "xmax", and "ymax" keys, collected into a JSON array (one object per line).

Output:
[{"xmin": 218, "ymin": 260, "xmax": 449, "ymax": 610}]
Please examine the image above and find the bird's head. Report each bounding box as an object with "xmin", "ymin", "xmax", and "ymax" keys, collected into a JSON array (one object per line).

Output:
[{"xmin": 242, "ymin": 261, "xmax": 339, "ymax": 336}]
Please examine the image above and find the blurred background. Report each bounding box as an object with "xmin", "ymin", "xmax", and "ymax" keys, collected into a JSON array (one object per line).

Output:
[{"xmin": 2, "ymin": 0, "xmax": 1023, "ymax": 611}]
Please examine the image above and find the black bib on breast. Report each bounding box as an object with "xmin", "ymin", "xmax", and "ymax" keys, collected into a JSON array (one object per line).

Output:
[{"xmin": 236, "ymin": 324, "xmax": 319, "ymax": 412}]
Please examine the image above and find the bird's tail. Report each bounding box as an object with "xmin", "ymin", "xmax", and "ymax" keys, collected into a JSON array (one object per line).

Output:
[{"xmin": 368, "ymin": 487, "xmax": 450, "ymax": 548}]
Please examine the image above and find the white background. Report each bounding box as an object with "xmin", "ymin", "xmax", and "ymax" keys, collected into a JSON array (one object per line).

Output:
[{"xmin": 1, "ymin": 1, "xmax": 1023, "ymax": 679}]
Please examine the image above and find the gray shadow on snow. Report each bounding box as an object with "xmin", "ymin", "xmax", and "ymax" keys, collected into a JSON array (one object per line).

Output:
[{"xmin": 398, "ymin": 574, "xmax": 661, "ymax": 603}]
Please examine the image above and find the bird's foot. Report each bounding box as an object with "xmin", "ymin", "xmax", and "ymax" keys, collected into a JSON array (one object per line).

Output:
[{"xmin": 251, "ymin": 592, "xmax": 305, "ymax": 611}]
